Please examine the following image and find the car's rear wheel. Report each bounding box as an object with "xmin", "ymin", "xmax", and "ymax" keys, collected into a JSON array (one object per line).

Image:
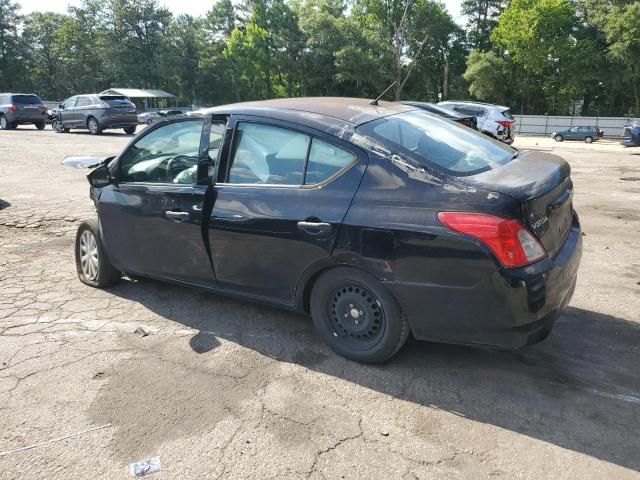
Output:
[
  {"xmin": 585, "ymin": 136, "xmax": 593, "ymax": 144},
  {"xmin": 554, "ymin": 134, "xmax": 563, "ymax": 142},
  {"xmin": 75, "ymin": 219, "xmax": 121, "ymax": 288},
  {"xmin": 35, "ymin": 121, "xmax": 46, "ymax": 130},
  {"xmin": 124, "ymin": 126, "xmax": 136, "ymax": 135},
  {"xmin": 310, "ymin": 267, "xmax": 410, "ymax": 363},
  {"xmin": 87, "ymin": 117, "xmax": 102, "ymax": 135}
]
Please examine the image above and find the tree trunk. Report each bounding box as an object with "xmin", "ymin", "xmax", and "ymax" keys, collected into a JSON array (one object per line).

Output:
[{"xmin": 442, "ymin": 54, "xmax": 449, "ymax": 100}]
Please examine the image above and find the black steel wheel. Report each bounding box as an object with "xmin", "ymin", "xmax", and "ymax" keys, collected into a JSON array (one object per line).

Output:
[
  {"xmin": 310, "ymin": 267, "xmax": 410, "ymax": 363},
  {"xmin": 35, "ymin": 121, "xmax": 46, "ymax": 130}
]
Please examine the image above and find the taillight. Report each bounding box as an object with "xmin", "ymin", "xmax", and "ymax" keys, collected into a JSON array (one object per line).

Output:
[
  {"xmin": 496, "ymin": 120, "xmax": 513, "ymax": 127},
  {"xmin": 437, "ymin": 212, "xmax": 546, "ymax": 268},
  {"xmin": 8, "ymin": 105, "xmax": 16, "ymax": 112},
  {"xmin": 42, "ymin": 106, "xmax": 48, "ymax": 113}
]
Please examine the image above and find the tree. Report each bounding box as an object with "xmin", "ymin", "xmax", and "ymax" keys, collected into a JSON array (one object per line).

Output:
[
  {"xmin": 463, "ymin": 50, "xmax": 507, "ymax": 104},
  {"xmin": 461, "ymin": 0, "xmax": 505, "ymax": 50},
  {"xmin": 353, "ymin": 0, "xmax": 457, "ymax": 100},
  {"xmin": 601, "ymin": 2, "xmax": 640, "ymax": 114},
  {"xmin": 0, "ymin": 0, "xmax": 23, "ymax": 91}
]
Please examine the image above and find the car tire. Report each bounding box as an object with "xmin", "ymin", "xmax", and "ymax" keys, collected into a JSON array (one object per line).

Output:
[
  {"xmin": 124, "ymin": 126, "xmax": 136, "ymax": 135},
  {"xmin": 147, "ymin": 119, "xmax": 154, "ymax": 125},
  {"xmin": 52, "ymin": 119, "xmax": 65, "ymax": 133},
  {"xmin": 0, "ymin": 114, "xmax": 13, "ymax": 130},
  {"xmin": 35, "ymin": 121, "xmax": 46, "ymax": 130},
  {"xmin": 87, "ymin": 117, "xmax": 102, "ymax": 135},
  {"xmin": 585, "ymin": 136, "xmax": 593, "ymax": 144},
  {"xmin": 310, "ymin": 267, "xmax": 410, "ymax": 363},
  {"xmin": 75, "ymin": 218, "xmax": 121, "ymax": 288},
  {"xmin": 554, "ymin": 135, "xmax": 563, "ymax": 142}
]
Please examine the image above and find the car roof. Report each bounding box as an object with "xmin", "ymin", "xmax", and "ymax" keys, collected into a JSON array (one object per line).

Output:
[
  {"xmin": 401, "ymin": 101, "xmax": 468, "ymax": 118},
  {"xmin": 0, "ymin": 93, "xmax": 40, "ymax": 97},
  {"xmin": 439, "ymin": 100, "xmax": 510, "ymax": 111},
  {"xmin": 199, "ymin": 97, "xmax": 417, "ymax": 131}
]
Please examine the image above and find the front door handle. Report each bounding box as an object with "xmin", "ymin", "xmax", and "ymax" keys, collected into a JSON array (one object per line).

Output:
[
  {"xmin": 165, "ymin": 210, "xmax": 190, "ymax": 222},
  {"xmin": 297, "ymin": 221, "xmax": 332, "ymax": 235}
]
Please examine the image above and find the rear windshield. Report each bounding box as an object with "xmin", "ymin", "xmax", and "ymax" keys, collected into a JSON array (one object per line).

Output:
[
  {"xmin": 99, "ymin": 95, "xmax": 130, "ymax": 105},
  {"xmin": 357, "ymin": 110, "xmax": 515, "ymax": 176},
  {"xmin": 13, "ymin": 95, "xmax": 43, "ymax": 105},
  {"xmin": 502, "ymin": 109, "xmax": 514, "ymax": 120}
]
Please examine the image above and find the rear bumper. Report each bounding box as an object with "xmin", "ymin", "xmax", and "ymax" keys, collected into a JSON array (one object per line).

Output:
[
  {"xmin": 100, "ymin": 114, "xmax": 138, "ymax": 129},
  {"xmin": 387, "ymin": 214, "xmax": 582, "ymax": 348}
]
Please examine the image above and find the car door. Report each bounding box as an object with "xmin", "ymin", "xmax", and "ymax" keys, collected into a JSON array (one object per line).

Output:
[
  {"xmin": 59, "ymin": 96, "xmax": 78, "ymax": 127},
  {"xmin": 73, "ymin": 96, "xmax": 93, "ymax": 128},
  {"xmin": 97, "ymin": 116, "xmax": 227, "ymax": 285},
  {"xmin": 207, "ymin": 116, "xmax": 367, "ymax": 304}
]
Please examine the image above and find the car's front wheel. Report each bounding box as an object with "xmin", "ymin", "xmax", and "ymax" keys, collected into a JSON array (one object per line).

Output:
[
  {"xmin": 554, "ymin": 134, "xmax": 564, "ymax": 142},
  {"xmin": 0, "ymin": 115, "xmax": 13, "ymax": 130},
  {"xmin": 585, "ymin": 136, "xmax": 593, "ymax": 144},
  {"xmin": 124, "ymin": 126, "xmax": 137, "ymax": 135},
  {"xmin": 52, "ymin": 119, "xmax": 65, "ymax": 133},
  {"xmin": 310, "ymin": 267, "xmax": 410, "ymax": 363},
  {"xmin": 75, "ymin": 219, "xmax": 121, "ymax": 288},
  {"xmin": 87, "ymin": 117, "xmax": 102, "ymax": 135}
]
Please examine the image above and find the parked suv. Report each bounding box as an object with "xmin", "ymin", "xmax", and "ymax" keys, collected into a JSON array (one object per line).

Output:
[
  {"xmin": 438, "ymin": 101, "xmax": 515, "ymax": 144},
  {"xmin": 51, "ymin": 94, "xmax": 138, "ymax": 135},
  {"xmin": 0, "ymin": 93, "xmax": 48, "ymax": 130}
]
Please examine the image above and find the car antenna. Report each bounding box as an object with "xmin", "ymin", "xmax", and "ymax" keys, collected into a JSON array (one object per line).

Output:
[{"xmin": 369, "ymin": 81, "xmax": 397, "ymax": 106}]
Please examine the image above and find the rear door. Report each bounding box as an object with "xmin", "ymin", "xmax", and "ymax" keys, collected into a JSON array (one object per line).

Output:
[
  {"xmin": 208, "ymin": 116, "xmax": 367, "ymax": 304},
  {"xmin": 72, "ymin": 96, "xmax": 93, "ymax": 127}
]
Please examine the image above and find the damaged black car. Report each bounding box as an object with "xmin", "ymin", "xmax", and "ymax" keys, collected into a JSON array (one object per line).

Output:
[{"xmin": 71, "ymin": 98, "xmax": 582, "ymax": 363}]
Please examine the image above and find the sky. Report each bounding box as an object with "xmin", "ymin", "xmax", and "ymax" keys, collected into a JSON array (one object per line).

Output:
[{"xmin": 18, "ymin": 0, "xmax": 465, "ymax": 24}]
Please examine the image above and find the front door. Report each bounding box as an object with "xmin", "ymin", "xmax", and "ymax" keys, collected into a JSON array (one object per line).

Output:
[
  {"xmin": 59, "ymin": 96, "xmax": 78, "ymax": 127},
  {"xmin": 208, "ymin": 117, "xmax": 367, "ymax": 304},
  {"xmin": 97, "ymin": 117, "xmax": 227, "ymax": 285}
]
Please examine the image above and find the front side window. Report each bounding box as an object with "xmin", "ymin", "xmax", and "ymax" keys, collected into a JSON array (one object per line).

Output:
[
  {"xmin": 63, "ymin": 97, "xmax": 77, "ymax": 109},
  {"xmin": 76, "ymin": 97, "xmax": 92, "ymax": 107},
  {"xmin": 358, "ymin": 110, "xmax": 514, "ymax": 176},
  {"xmin": 228, "ymin": 123, "xmax": 310, "ymax": 185},
  {"xmin": 119, "ymin": 119, "xmax": 204, "ymax": 184}
]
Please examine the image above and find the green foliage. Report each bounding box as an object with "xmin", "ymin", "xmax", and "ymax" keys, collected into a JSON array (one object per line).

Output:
[
  {"xmin": 463, "ymin": 50, "xmax": 507, "ymax": 104},
  {"xmin": 0, "ymin": 0, "xmax": 638, "ymax": 116}
]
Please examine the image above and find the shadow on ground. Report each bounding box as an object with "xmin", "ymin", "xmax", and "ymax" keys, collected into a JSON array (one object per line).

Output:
[{"xmin": 106, "ymin": 277, "xmax": 640, "ymax": 470}]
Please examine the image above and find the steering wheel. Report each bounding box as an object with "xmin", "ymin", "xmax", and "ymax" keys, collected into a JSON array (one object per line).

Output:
[{"xmin": 165, "ymin": 155, "xmax": 196, "ymax": 182}]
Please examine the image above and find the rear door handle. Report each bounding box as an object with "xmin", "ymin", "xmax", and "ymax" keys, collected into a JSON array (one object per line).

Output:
[
  {"xmin": 297, "ymin": 221, "xmax": 332, "ymax": 235},
  {"xmin": 165, "ymin": 210, "xmax": 190, "ymax": 222}
]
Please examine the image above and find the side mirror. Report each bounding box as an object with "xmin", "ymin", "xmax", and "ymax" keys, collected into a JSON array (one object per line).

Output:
[
  {"xmin": 88, "ymin": 164, "xmax": 113, "ymax": 188},
  {"xmin": 59, "ymin": 103, "xmax": 63, "ymax": 109}
]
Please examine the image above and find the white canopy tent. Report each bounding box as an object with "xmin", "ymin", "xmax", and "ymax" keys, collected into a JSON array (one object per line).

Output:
[{"xmin": 99, "ymin": 88, "xmax": 177, "ymax": 110}]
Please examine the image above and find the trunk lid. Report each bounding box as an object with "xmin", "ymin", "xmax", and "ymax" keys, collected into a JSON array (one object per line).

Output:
[{"xmin": 463, "ymin": 150, "xmax": 574, "ymax": 257}]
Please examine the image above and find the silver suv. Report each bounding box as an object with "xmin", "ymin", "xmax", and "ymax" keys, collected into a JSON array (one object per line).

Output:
[{"xmin": 438, "ymin": 101, "xmax": 515, "ymax": 144}]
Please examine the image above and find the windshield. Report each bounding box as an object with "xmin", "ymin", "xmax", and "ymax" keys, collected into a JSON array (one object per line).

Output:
[
  {"xmin": 357, "ymin": 110, "xmax": 515, "ymax": 175},
  {"xmin": 13, "ymin": 95, "xmax": 43, "ymax": 105},
  {"xmin": 99, "ymin": 95, "xmax": 131, "ymax": 106}
]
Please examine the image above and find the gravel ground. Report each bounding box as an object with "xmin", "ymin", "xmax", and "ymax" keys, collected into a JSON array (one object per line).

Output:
[{"xmin": 0, "ymin": 127, "xmax": 639, "ymax": 479}]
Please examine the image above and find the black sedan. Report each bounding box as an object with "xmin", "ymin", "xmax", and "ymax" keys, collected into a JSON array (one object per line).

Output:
[
  {"xmin": 72, "ymin": 97, "xmax": 582, "ymax": 363},
  {"xmin": 402, "ymin": 101, "xmax": 478, "ymax": 129}
]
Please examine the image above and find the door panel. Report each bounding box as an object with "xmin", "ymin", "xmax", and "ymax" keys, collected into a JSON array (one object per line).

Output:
[
  {"xmin": 208, "ymin": 120, "xmax": 366, "ymax": 303},
  {"xmin": 98, "ymin": 118, "xmax": 220, "ymax": 285}
]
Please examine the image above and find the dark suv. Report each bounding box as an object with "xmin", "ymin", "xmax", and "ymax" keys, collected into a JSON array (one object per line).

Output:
[
  {"xmin": 0, "ymin": 93, "xmax": 48, "ymax": 130},
  {"xmin": 52, "ymin": 94, "xmax": 138, "ymax": 135}
]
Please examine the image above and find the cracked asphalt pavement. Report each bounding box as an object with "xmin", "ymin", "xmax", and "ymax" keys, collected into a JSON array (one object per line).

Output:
[{"xmin": 1, "ymin": 127, "xmax": 639, "ymax": 479}]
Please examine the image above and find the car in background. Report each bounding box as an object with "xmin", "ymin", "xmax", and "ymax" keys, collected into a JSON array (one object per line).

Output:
[
  {"xmin": 621, "ymin": 122, "xmax": 640, "ymax": 147},
  {"xmin": 51, "ymin": 94, "xmax": 137, "ymax": 135},
  {"xmin": 69, "ymin": 97, "xmax": 581, "ymax": 363},
  {"xmin": 402, "ymin": 101, "xmax": 477, "ymax": 130},
  {"xmin": 138, "ymin": 109, "xmax": 185, "ymax": 125},
  {"xmin": 0, "ymin": 93, "xmax": 48, "ymax": 130},
  {"xmin": 438, "ymin": 100, "xmax": 515, "ymax": 144},
  {"xmin": 552, "ymin": 126, "xmax": 604, "ymax": 143}
]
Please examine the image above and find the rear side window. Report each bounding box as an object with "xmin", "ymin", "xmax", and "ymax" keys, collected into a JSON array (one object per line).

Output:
[
  {"xmin": 13, "ymin": 95, "xmax": 43, "ymax": 105},
  {"xmin": 305, "ymin": 139, "xmax": 356, "ymax": 185},
  {"xmin": 228, "ymin": 123, "xmax": 310, "ymax": 185},
  {"xmin": 358, "ymin": 110, "xmax": 514, "ymax": 176}
]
